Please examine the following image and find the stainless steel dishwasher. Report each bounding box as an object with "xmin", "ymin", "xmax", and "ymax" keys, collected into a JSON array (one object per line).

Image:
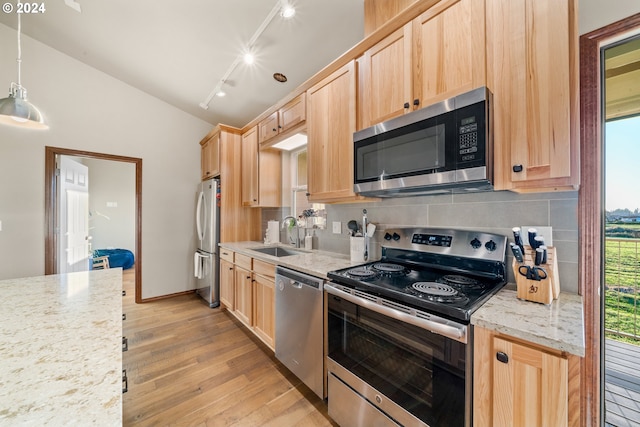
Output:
[{"xmin": 275, "ymin": 266, "xmax": 324, "ymax": 398}]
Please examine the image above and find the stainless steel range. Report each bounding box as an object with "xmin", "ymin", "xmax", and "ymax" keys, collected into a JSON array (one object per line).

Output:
[{"xmin": 325, "ymin": 227, "xmax": 507, "ymax": 427}]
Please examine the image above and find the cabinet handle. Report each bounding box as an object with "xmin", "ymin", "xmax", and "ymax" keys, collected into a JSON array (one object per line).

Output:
[
  {"xmin": 404, "ymin": 102, "xmax": 410, "ymax": 109},
  {"xmin": 496, "ymin": 351, "xmax": 509, "ymax": 364},
  {"xmin": 278, "ymin": 125, "xmax": 282, "ymax": 129},
  {"xmin": 272, "ymin": 128, "xmax": 277, "ymax": 132},
  {"xmin": 122, "ymin": 336, "xmax": 128, "ymax": 352},
  {"xmin": 246, "ymin": 276, "xmax": 251, "ymax": 279},
  {"xmin": 513, "ymin": 164, "xmax": 524, "ymax": 173},
  {"xmin": 122, "ymin": 369, "xmax": 128, "ymax": 393},
  {"xmin": 305, "ymin": 192, "xmax": 310, "ymax": 197},
  {"xmin": 413, "ymin": 99, "xmax": 420, "ymax": 107},
  {"xmin": 122, "ymin": 313, "xmax": 126, "ymax": 321},
  {"xmin": 122, "ymin": 290, "xmax": 126, "ymax": 296},
  {"xmin": 228, "ymin": 267, "xmax": 233, "ymax": 271}
]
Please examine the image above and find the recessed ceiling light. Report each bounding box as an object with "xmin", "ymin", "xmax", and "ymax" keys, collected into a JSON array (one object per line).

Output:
[{"xmin": 273, "ymin": 73, "xmax": 288, "ymax": 83}]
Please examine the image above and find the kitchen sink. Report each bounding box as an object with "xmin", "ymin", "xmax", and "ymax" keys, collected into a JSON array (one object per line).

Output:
[{"xmin": 251, "ymin": 247, "xmax": 305, "ymax": 257}]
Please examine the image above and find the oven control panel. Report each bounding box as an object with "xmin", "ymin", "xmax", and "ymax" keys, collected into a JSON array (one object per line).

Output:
[
  {"xmin": 411, "ymin": 233, "xmax": 452, "ymax": 247},
  {"xmin": 381, "ymin": 227, "xmax": 507, "ymax": 262}
]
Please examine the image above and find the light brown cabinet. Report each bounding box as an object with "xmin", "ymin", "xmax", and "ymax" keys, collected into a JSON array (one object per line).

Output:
[
  {"xmin": 252, "ymin": 259, "xmax": 276, "ymax": 349},
  {"xmin": 307, "ymin": 60, "xmax": 365, "ymax": 203},
  {"xmin": 219, "ymin": 250, "xmax": 235, "ymax": 310},
  {"xmin": 220, "ymin": 250, "xmax": 276, "ymax": 351},
  {"xmin": 258, "ymin": 93, "xmax": 306, "ymax": 145},
  {"xmin": 200, "ymin": 131, "xmax": 220, "ymax": 180},
  {"xmin": 359, "ymin": 0, "xmax": 485, "ymax": 129},
  {"xmin": 487, "ymin": 0, "xmax": 579, "ymax": 191},
  {"xmin": 473, "ymin": 326, "xmax": 580, "ymax": 427},
  {"xmin": 234, "ymin": 265, "xmax": 253, "ymax": 327},
  {"xmin": 241, "ymin": 126, "xmax": 282, "ymax": 207}
]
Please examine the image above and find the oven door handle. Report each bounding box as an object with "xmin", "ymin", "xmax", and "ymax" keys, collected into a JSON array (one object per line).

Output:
[{"xmin": 324, "ymin": 283, "xmax": 467, "ymax": 344}]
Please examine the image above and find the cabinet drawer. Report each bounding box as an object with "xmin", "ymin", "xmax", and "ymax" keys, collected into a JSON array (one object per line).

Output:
[
  {"xmin": 220, "ymin": 249, "xmax": 234, "ymax": 263},
  {"xmin": 235, "ymin": 253, "xmax": 252, "ymax": 270},
  {"xmin": 253, "ymin": 259, "xmax": 276, "ymax": 279}
]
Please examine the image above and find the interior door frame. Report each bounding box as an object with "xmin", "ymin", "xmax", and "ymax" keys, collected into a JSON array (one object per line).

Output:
[
  {"xmin": 579, "ymin": 12, "xmax": 640, "ymax": 427},
  {"xmin": 45, "ymin": 146, "xmax": 143, "ymax": 303}
]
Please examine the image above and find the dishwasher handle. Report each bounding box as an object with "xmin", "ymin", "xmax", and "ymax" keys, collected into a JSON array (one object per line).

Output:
[{"xmin": 275, "ymin": 266, "xmax": 323, "ymax": 290}]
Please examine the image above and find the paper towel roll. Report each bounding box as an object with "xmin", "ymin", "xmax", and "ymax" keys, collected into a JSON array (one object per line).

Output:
[
  {"xmin": 266, "ymin": 221, "xmax": 280, "ymax": 244},
  {"xmin": 350, "ymin": 236, "xmax": 365, "ymax": 262}
]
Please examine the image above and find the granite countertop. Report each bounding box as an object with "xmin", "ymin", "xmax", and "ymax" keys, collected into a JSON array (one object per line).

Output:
[
  {"xmin": 471, "ymin": 288, "xmax": 585, "ymax": 357},
  {"xmin": 0, "ymin": 269, "xmax": 123, "ymax": 425},
  {"xmin": 219, "ymin": 241, "xmax": 362, "ymax": 279}
]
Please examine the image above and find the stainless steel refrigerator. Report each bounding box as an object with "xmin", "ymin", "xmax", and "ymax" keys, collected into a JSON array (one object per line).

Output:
[{"xmin": 194, "ymin": 177, "xmax": 220, "ymax": 308}]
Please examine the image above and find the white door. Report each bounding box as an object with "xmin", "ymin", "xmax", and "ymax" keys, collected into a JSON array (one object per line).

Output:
[{"xmin": 57, "ymin": 156, "xmax": 90, "ymax": 274}]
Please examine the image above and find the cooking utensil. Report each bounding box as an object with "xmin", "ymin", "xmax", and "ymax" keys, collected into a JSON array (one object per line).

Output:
[
  {"xmin": 362, "ymin": 209, "xmax": 368, "ymax": 261},
  {"xmin": 347, "ymin": 220, "xmax": 358, "ymax": 236},
  {"xmin": 366, "ymin": 223, "xmax": 376, "ymax": 237},
  {"xmin": 518, "ymin": 265, "xmax": 547, "ymax": 281}
]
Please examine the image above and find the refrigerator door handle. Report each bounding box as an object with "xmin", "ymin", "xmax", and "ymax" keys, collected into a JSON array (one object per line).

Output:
[{"xmin": 196, "ymin": 191, "xmax": 205, "ymax": 241}]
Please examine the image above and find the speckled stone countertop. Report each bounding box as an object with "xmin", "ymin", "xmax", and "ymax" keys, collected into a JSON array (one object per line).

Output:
[
  {"xmin": 471, "ymin": 288, "xmax": 585, "ymax": 357},
  {"xmin": 0, "ymin": 269, "xmax": 123, "ymax": 425},
  {"xmin": 219, "ymin": 241, "xmax": 362, "ymax": 279}
]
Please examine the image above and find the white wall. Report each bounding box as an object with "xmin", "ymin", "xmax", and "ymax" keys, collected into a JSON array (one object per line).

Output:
[
  {"xmin": 580, "ymin": 0, "xmax": 640, "ymax": 35},
  {"xmin": 83, "ymin": 157, "xmax": 136, "ymax": 252},
  {"xmin": 0, "ymin": 24, "xmax": 212, "ymax": 299}
]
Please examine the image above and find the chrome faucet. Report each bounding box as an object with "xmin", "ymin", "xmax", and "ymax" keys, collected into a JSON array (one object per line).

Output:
[{"xmin": 281, "ymin": 215, "xmax": 300, "ymax": 248}]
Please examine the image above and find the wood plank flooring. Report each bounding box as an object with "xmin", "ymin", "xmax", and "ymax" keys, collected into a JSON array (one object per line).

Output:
[
  {"xmin": 605, "ymin": 338, "xmax": 640, "ymax": 427},
  {"xmin": 121, "ymin": 269, "xmax": 338, "ymax": 426}
]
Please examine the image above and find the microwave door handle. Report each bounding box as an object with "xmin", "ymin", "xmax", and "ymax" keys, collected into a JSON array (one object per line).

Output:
[{"xmin": 324, "ymin": 283, "xmax": 467, "ymax": 343}]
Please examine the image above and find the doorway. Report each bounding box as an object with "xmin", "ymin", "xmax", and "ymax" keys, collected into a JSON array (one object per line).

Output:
[
  {"xmin": 44, "ymin": 146, "xmax": 143, "ymax": 303},
  {"xmin": 580, "ymin": 13, "xmax": 640, "ymax": 427}
]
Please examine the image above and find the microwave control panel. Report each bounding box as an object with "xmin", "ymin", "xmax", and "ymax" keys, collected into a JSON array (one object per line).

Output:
[{"xmin": 456, "ymin": 101, "xmax": 486, "ymax": 166}]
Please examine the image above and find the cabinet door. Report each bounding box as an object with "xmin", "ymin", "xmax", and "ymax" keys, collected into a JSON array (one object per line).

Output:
[
  {"xmin": 492, "ymin": 337, "xmax": 568, "ymax": 427},
  {"xmin": 253, "ymin": 273, "xmax": 275, "ymax": 349},
  {"xmin": 219, "ymin": 258, "xmax": 235, "ymax": 310},
  {"xmin": 201, "ymin": 132, "xmax": 220, "ymax": 180},
  {"xmin": 307, "ymin": 60, "xmax": 358, "ymax": 202},
  {"xmin": 241, "ymin": 126, "xmax": 259, "ymax": 206},
  {"xmin": 413, "ymin": 0, "xmax": 485, "ymax": 107},
  {"xmin": 359, "ymin": 23, "xmax": 413, "ymax": 129},
  {"xmin": 279, "ymin": 93, "xmax": 306, "ymax": 133},
  {"xmin": 234, "ymin": 266, "xmax": 253, "ymax": 326},
  {"xmin": 487, "ymin": 0, "xmax": 578, "ymax": 191},
  {"xmin": 258, "ymin": 112, "xmax": 279, "ymax": 144}
]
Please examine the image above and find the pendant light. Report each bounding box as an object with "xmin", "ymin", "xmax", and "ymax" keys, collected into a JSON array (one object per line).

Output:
[{"xmin": 0, "ymin": 10, "xmax": 48, "ymax": 129}]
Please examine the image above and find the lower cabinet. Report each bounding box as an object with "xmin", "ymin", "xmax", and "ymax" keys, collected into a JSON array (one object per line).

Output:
[
  {"xmin": 218, "ymin": 249, "xmax": 276, "ymax": 351},
  {"xmin": 473, "ymin": 326, "xmax": 581, "ymax": 427}
]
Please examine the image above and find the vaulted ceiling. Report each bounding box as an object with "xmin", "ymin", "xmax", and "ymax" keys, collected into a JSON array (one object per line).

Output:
[{"xmin": 0, "ymin": 0, "xmax": 364, "ymax": 127}]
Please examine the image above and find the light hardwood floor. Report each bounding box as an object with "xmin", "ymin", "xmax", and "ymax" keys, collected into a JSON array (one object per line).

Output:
[{"xmin": 121, "ymin": 269, "xmax": 338, "ymax": 426}]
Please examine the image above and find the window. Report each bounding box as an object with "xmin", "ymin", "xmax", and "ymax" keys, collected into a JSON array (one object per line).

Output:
[{"xmin": 290, "ymin": 148, "xmax": 325, "ymax": 228}]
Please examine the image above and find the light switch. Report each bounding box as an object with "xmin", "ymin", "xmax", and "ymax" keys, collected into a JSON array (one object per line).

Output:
[{"xmin": 332, "ymin": 221, "xmax": 341, "ymax": 234}]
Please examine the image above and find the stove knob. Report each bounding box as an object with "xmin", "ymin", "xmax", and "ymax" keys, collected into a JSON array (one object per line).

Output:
[
  {"xmin": 384, "ymin": 232, "xmax": 393, "ymax": 241},
  {"xmin": 470, "ymin": 238, "xmax": 482, "ymax": 249},
  {"xmin": 485, "ymin": 240, "xmax": 497, "ymax": 252},
  {"xmin": 393, "ymin": 232, "xmax": 401, "ymax": 241}
]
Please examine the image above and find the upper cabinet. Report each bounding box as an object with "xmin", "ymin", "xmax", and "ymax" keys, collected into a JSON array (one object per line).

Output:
[
  {"xmin": 258, "ymin": 93, "xmax": 306, "ymax": 146},
  {"xmin": 241, "ymin": 126, "xmax": 281, "ymax": 207},
  {"xmin": 200, "ymin": 131, "xmax": 220, "ymax": 180},
  {"xmin": 359, "ymin": 0, "xmax": 485, "ymax": 129},
  {"xmin": 487, "ymin": 0, "xmax": 579, "ymax": 191},
  {"xmin": 307, "ymin": 61, "xmax": 365, "ymax": 203}
]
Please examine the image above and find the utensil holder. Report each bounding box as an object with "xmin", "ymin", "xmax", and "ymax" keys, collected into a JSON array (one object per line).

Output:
[{"xmin": 513, "ymin": 246, "xmax": 560, "ymax": 304}]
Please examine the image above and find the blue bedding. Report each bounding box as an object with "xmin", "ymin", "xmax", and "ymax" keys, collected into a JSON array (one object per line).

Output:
[{"xmin": 93, "ymin": 249, "xmax": 135, "ymax": 270}]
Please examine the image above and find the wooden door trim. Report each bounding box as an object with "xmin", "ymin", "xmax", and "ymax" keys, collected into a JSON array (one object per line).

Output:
[
  {"xmin": 45, "ymin": 146, "xmax": 143, "ymax": 303},
  {"xmin": 579, "ymin": 13, "xmax": 640, "ymax": 427}
]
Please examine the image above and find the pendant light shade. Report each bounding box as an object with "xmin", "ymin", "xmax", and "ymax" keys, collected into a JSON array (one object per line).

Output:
[
  {"xmin": 0, "ymin": 11, "xmax": 48, "ymax": 130},
  {"xmin": 0, "ymin": 83, "xmax": 47, "ymax": 129}
]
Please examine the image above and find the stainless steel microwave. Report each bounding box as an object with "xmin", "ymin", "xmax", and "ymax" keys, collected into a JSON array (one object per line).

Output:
[{"xmin": 353, "ymin": 87, "xmax": 492, "ymax": 197}]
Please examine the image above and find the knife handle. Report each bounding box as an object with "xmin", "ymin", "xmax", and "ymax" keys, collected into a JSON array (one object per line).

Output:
[
  {"xmin": 512, "ymin": 227, "xmax": 526, "ymax": 254},
  {"xmin": 528, "ymin": 228, "xmax": 538, "ymax": 248},
  {"xmin": 535, "ymin": 247, "xmax": 548, "ymax": 266},
  {"xmin": 511, "ymin": 243, "xmax": 524, "ymax": 263}
]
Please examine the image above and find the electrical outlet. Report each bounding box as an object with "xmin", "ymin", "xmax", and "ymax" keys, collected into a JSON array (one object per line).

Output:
[{"xmin": 332, "ymin": 221, "xmax": 341, "ymax": 234}]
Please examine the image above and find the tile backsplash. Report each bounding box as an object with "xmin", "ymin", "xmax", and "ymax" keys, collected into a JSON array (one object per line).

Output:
[{"xmin": 262, "ymin": 190, "xmax": 579, "ymax": 293}]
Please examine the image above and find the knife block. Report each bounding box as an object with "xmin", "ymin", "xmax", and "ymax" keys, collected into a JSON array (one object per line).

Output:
[{"xmin": 513, "ymin": 246, "xmax": 560, "ymax": 305}]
